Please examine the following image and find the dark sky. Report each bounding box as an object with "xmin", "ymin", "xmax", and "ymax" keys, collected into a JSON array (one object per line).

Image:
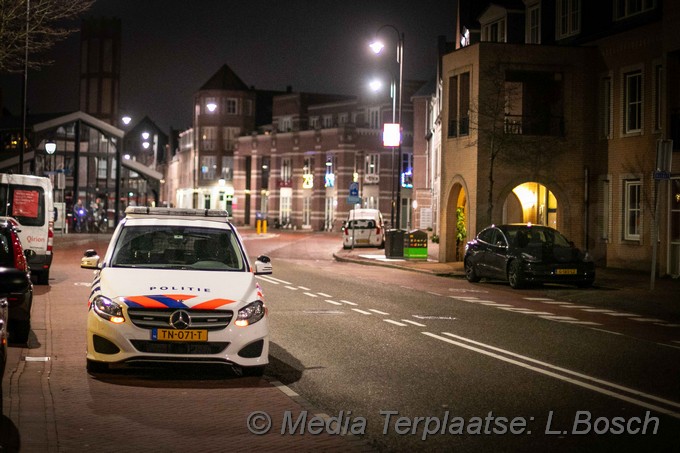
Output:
[{"xmin": 2, "ymin": 0, "xmax": 457, "ymax": 133}]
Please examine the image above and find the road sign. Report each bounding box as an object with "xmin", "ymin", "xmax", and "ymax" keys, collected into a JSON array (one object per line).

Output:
[
  {"xmin": 349, "ymin": 181, "xmax": 359, "ymax": 197},
  {"xmin": 347, "ymin": 195, "xmax": 361, "ymax": 205}
]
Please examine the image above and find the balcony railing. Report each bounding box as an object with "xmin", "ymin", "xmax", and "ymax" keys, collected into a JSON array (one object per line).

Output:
[{"xmin": 504, "ymin": 115, "xmax": 564, "ymax": 136}]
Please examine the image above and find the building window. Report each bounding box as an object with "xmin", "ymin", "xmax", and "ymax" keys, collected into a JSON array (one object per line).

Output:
[
  {"xmin": 527, "ymin": 4, "xmax": 541, "ymax": 44},
  {"xmin": 281, "ymin": 158, "xmax": 292, "ymax": 183},
  {"xmin": 601, "ymin": 178, "xmax": 611, "ymax": 240},
  {"xmin": 368, "ymin": 108, "xmax": 381, "ymax": 129},
  {"xmin": 222, "ymin": 127, "xmax": 239, "ymax": 151},
  {"xmin": 448, "ymin": 73, "xmax": 470, "ymax": 138},
  {"xmin": 557, "ymin": 0, "xmax": 580, "ymax": 38},
  {"xmin": 614, "ymin": 0, "xmax": 655, "ymax": 20},
  {"xmin": 600, "ymin": 75, "xmax": 613, "ymax": 139},
  {"xmin": 226, "ymin": 98, "xmax": 238, "ymax": 115},
  {"xmin": 200, "ymin": 155, "xmax": 218, "ymax": 181},
  {"xmin": 261, "ymin": 156, "xmax": 270, "ymax": 190},
  {"xmin": 279, "ymin": 116, "xmax": 292, "ymax": 132},
  {"xmin": 221, "ymin": 156, "xmax": 233, "ymax": 181},
  {"xmin": 624, "ymin": 179, "xmax": 641, "ymax": 241},
  {"xmin": 309, "ymin": 116, "xmax": 320, "ymax": 129},
  {"xmin": 365, "ymin": 153, "xmax": 379, "ymax": 175},
  {"xmin": 483, "ymin": 19, "xmax": 506, "ymax": 42},
  {"xmin": 624, "ymin": 70, "xmax": 643, "ymax": 134},
  {"xmin": 338, "ymin": 113, "xmax": 349, "ymax": 125},
  {"xmin": 323, "ymin": 115, "xmax": 334, "ymax": 128},
  {"xmin": 200, "ymin": 127, "xmax": 217, "ymax": 151}
]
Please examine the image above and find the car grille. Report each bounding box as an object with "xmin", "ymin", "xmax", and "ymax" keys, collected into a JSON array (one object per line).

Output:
[
  {"xmin": 127, "ymin": 308, "xmax": 233, "ymax": 331},
  {"xmin": 129, "ymin": 340, "xmax": 229, "ymax": 355}
]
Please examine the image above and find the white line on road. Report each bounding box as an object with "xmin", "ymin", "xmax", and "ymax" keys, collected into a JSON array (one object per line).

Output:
[
  {"xmin": 631, "ymin": 318, "xmax": 666, "ymax": 323},
  {"xmin": 352, "ymin": 308, "xmax": 373, "ymax": 315},
  {"xmin": 284, "ymin": 285, "xmax": 298, "ymax": 291},
  {"xmin": 423, "ymin": 332, "xmax": 680, "ymax": 419},
  {"xmin": 384, "ymin": 319, "xmax": 408, "ymax": 327},
  {"xmin": 540, "ymin": 301, "xmax": 572, "ymax": 305},
  {"xmin": 591, "ymin": 328, "xmax": 624, "ymax": 336},
  {"xmin": 603, "ymin": 312, "xmax": 640, "ymax": 317},
  {"xmin": 257, "ymin": 275, "xmax": 292, "ymax": 285},
  {"xmin": 298, "ymin": 286, "xmax": 311, "ymax": 291},
  {"xmin": 324, "ymin": 300, "xmax": 342, "ymax": 306},
  {"xmin": 582, "ymin": 309, "xmax": 616, "ymax": 313},
  {"xmin": 427, "ymin": 291, "xmax": 442, "ymax": 296},
  {"xmin": 559, "ymin": 320, "xmax": 602, "ymax": 326},
  {"xmin": 402, "ymin": 319, "xmax": 426, "ymax": 327},
  {"xmin": 369, "ymin": 309, "xmax": 389, "ymax": 315},
  {"xmin": 317, "ymin": 292, "xmax": 332, "ymax": 297},
  {"xmin": 656, "ymin": 323, "xmax": 680, "ymax": 328},
  {"xmin": 303, "ymin": 292, "xmax": 318, "ymax": 298},
  {"xmin": 339, "ymin": 300, "xmax": 358, "ymax": 306},
  {"xmin": 538, "ymin": 315, "xmax": 579, "ymax": 321},
  {"xmin": 524, "ymin": 297, "xmax": 554, "ymax": 301}
]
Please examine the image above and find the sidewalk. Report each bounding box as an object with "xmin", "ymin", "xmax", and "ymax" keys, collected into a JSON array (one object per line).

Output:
[{"xmin": 333, "ymin": 240, "xmax": 680, "ymax": 321}]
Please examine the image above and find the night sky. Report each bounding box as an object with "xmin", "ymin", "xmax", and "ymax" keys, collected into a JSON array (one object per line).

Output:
[{"xmin": 1, "ymin": 0, "xmax": 457, "ymax": 133}]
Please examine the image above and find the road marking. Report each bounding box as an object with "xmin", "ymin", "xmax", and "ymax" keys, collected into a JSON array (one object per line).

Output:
[
  {"xmin": 524, "ymin": 297, "xmax": 553, "ymax": 301},
  {"xmin": 497, "ymin": 307, "xmax": 537, "ymax": 313},
  {"xmin": 582, "ymin": 308, "xmax": 616, "ymax": 313},
  {"xmin": 657, "ymin": 323, "xmax": 680, "ymax": 328},
  {"xmin": 563, "ymin": 305, "xmax": 592, "ymax": 309},
  {"xmin": 427, "ymin": 291, "xmax": 442, "ymax": 296},
  {"xmin": 657, "ymin": 343, "xmax": 680, "ymax": 350},
  {"xmin": 24, "ymin": 356, "xmax": 50, "ymax": 362},
  {"xmin": 317, "ymin": 292, "xmax": 332, "ymax": 297},
  {"xmin": 402, "ymin": 319, "xmax": 426, "ymax": 327},
  {"xmin": 352, "ymin": 308, "xmax": 372, "ymax": 315},
  {"xmin": 324, "ymin": 299, "xmax": 342, "ymax": 306},
  {"xmin": 369, "ymin": 309, "xmax": 389, "ymax": 315},
  {"xmin": 591, "ymin": 328, "xmax": 624, "ymax": 336},
  {"xmin": 257, "ymin": 275, "xmax": 291, "ymax": 285},
  {"xmin": 284, "ymin": 285, "xmax": 298, "ymax": 291},
  {"xmin": 303, "ymin": 292, "xmax": 318, "ymax": 298},
  {"xmin": 384, "ymin": 319, "xmax": 408, "ymax": 327},
  {"xmin": 449, "ymin": 288, "xmax": 488, "ymax": 293},
  {"xmin": 479, "ymin": 302, "xmax": 512, "ymax": 307},
  {"xmin": 603, "ymin": 312, "xmax": 640, "ymax": 317},
  {"xmin": 559, "ymin": 320, "xmax": 602, "ymax": 326},
  {"xmin": 450, "ymin": 296, "xmax": 479, "ymax": 300},
  {"xmin": 413, "ymin": 315, "xmax": 457, "ymax": 320},
  {"xmin": 339, "ymin": 299, "xmax": 358, "ymax": 306},
  {"xmin": 271, "ymin": 380, "xmax": 299, "ymax": 397},
  {"xmin": 74, "ymin": 282, "xmax": 91, "ymax": 286},
  {"xmin": 631, "ymin": 318, "xmax": 666, "ymax": 323},
  {"xmin": 298, "ymin": 286, "xmax": 311, "ymax": 291},
  {"xmin": 539, "ymin": 315, "xmax": 579, "ymax": 321},
  {"xmin": 539, "ymin": 301, "xmax": 571, "ymax": 305},
  {"xmin": 424, "ymin": 332, "xmax": 680, "ymax": 419}
]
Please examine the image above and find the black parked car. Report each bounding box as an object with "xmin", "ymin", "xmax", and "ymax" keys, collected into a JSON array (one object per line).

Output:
[
  {"xmin": 464, "ymin": 224, "xmax": 595, "ymax": 289},
  {"xmin": 0, "ymin": 219, "xmax": 34, "ymax": 343}
]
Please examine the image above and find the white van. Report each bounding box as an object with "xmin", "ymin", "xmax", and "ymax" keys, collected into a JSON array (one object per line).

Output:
[
  {"xmin": 342, "ymin": 208, "xmax": 385, "ymax": 249},
  {"xmin": 0, "ymin": 174, "xmax": 54, "ymax": 284}
]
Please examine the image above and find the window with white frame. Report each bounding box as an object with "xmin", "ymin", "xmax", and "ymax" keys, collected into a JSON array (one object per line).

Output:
[
  {"xmin": 222, "ymin": 127, "xmax": 239, "ymax": 150},
  {"xmin": 624, "ymin": 70, "xmax": 643, "ymax": 134},
  {"xmin": 279, "ymin": 116, "xmax": 292, "ymax": 132},
  {"xmin": 624, "ymin": 179, "xmax": 641, "ymax": 241},
  {"xmin": 527, "ymin": 3, "xmax": 541, "ymax": 44},
  {"xmin": 368, "ymin": 107, "xmax": 381, "ymax": 129},
  {"xmin": 600, "ymin": 75, "xmax": 613, "ymax": 139},
  {"xmin": 221, "ymin": 156, "xmax": 233, "ymax": 181},
  {"xmin": 323, "ymin": 115, "xmax": 334, "ymax": 128},
  {"xmin": 557, "ymin": 0, "xmax": 580, "ymax": 38},
  {"xmin": 483, "ymin": 18, "xmax": 506, "ymax": 42},
  {"xmin": 200, "ymin": 127, "xmax": 217, "ymax": 150},
  {"xmin": 365, "ymin": 153, "xmax": 379, "ymax": 175},
  {"xmin": 614, "ymin": 0, "xmax": 655, "ymax": 20},
  {"xmin": 200, "ymin": 155, "xmax": 218, "ymax": 180},
  {"xmin": 309, "ymin": 116, "xmax": 320, "ymax": 129},
  {"xmin": 338, "ymin": 113, "xmax": 349, "ymax": 125},
  {"xmin": 226, "ymin": 98, "xmax": 238, "ymax": 114},
  {"xmin": 281, "ymin": 158, "xmax": 292, "ymax": 183}
]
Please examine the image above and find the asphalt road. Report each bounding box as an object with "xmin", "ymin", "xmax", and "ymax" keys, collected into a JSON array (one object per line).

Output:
[{"xmin": 1, "ymin": 230, "xmax": 679, "ymax": 452}]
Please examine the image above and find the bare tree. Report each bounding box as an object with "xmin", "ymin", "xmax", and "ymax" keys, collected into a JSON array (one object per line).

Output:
[{"xmin": 0, "ymin": 0, "xmax": 94, "ymax": 73}]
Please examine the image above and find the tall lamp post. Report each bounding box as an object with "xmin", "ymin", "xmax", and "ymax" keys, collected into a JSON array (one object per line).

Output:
[
  {"xmin": 370, "ymin": 25, "xmax": 404, "ymax": 229},
  {"xmin": 115, "ymin": 115, "xmax": 132, "ymax": 225}
]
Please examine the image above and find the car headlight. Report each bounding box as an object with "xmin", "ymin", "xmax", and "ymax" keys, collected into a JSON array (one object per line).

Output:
[
  {"xmin": 235, "ymin": 300, "xmax": 266, "ymax": 327},
  {"xmin": 521, "ymin": 252, "xmax": 540, "ymax": 263},
  {"xmin": 92, "ymin": 296, "xmax": 125, "ymax": 324}
]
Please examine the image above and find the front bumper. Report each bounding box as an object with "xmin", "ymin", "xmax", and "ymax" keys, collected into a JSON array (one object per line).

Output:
[{"xmin": 86, "ymin": 311, "xmax": 269, "ymax": 368}]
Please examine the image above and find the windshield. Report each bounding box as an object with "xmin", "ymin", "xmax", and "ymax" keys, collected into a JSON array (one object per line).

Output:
[
  {"xmin": 504, "ymin": 226, "xmax": 572, "ymax": 249},
  {"xmin": 110, "ymin": 225, "xmax": 245, "ymax": 271}
]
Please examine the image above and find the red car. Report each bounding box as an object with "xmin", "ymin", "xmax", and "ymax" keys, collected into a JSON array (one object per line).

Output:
[{"xmin": 0, "ymin": 219, "xmax": 34, "ymax": 343}]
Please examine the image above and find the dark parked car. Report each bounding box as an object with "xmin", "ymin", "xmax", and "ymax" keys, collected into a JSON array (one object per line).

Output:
[
  {"xmin": 0, "ymin": 219, "xmax": 34, "ymax": 343},
  {"xmin": 464, "ymin": 224, "xmax": 595, "ymax": 289}
]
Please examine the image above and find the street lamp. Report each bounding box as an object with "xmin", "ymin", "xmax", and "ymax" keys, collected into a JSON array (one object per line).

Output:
[
  {"xmin": 115, "ymin": 115, "xmax": 132, "ymax": 225},
  {"xmin": 370, "ymin": 25, "xmax": 404, "ymax": 229}
]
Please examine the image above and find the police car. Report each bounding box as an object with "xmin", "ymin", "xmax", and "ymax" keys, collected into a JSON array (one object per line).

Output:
[{"xmin": 81, "ymin": 207, "xmax": 272, "ymax": 376}]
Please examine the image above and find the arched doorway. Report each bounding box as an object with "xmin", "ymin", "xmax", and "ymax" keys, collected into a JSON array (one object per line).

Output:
[
  {"xmin": 445, "ymin": 182, "xmax": 467, "ymax": 262},
  {"xmin": 503, "ymin": 182, "xmax": 557, "ymax": 228}
]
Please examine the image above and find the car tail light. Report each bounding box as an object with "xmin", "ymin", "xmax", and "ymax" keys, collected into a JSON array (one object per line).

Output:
[
  {"xmin": 10, "ymin": 231, "xmax": 27, "ymax": 272},
  {"xmin": 47, "ymin": 221, "xmax": 54, "ymax": 256},
  {"xmin": 344, "ymin": 227, "xmax": 349, "ymax": 235},
  {"xmin": 376, "ymin": 226, "xmax": 381, "ymax": 235}
]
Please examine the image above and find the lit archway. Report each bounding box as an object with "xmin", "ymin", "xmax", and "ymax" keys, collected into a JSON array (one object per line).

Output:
[
  {"xmin": 445, "ymin": 182, "xmax": 467, "ymax": 262},
  {"xmin": 503, "ymin": 182, "xmax": 557, "ymax": 228}
]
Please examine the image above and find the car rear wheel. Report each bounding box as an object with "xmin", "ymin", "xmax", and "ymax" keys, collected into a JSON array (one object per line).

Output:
[
  {"xmin": 464, "ymin": 259, "xmax": 481, "ymax": 282},
  {"xmin": 508, "ymin": 260, "xmax": 525, "ymax": 289}
]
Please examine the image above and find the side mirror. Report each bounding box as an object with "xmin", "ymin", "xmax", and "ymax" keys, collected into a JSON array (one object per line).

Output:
[
  {"xmin": 254, "ymin": 255, "xmax": 272, "ymax": 275},
  {"xmin": 81, "ymin": 249, "xmax": 101, "ymax": 269}
]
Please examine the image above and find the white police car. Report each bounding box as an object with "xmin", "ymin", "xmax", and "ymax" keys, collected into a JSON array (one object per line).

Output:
[{"xmin": 81, "ymin": 207, "xmax": 272, "ymax": 376}]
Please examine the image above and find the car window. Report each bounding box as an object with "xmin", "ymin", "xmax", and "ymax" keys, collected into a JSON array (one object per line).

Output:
[
  {"xmin": 478, "ymin": 228, "xmax": 495, "ymax": 244},
  {"xmin": 348, "ymin": 219, "xmax": 375, "ymax": 229},
  {"xmin": 111, "ymin": 225, "xmax": 245, "ymax": 271}
]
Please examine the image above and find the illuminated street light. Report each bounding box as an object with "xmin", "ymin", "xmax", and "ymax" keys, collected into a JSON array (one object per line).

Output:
[
  {"xmin": 370, "ymin": 24, "xmax": 404, "ymax": 229},
  {"xmin": 207, "ymin": 102, "xmax": 217, "ymax": 112},
  {"xmin": 45, "ymin": 140, "xmax": 56, "ymax": 155}
]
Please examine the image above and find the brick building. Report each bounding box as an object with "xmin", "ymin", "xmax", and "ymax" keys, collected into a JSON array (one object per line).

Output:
[{"xmin": 439, "ymin": 0, "xmax": 680, "ymax": 277}]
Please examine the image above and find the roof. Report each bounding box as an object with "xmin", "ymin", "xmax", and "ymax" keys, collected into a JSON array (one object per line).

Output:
[
  {"xmin": 32, "ymin": 111, "xmax": 124, "ymax": 138},
  {"xmin": 122, "ymin": 158, "xmax": 163, "ymax": 181},
  {"xmin": 199, "ymin": 64, "xmax": 250, "ymax": 91}
]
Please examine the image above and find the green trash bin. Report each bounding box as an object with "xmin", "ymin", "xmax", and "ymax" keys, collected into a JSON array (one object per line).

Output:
[{"xmin": 404, "ymin": 230, "xmax": 428, "ymax": 260}]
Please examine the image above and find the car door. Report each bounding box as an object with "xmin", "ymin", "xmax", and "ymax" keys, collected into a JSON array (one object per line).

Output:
[
  {"xmin": 486, "ymin": 228, "xmax": 510, "ymax": 279},
  {"xmin": 472, "ymin": 228, "xmax": 496, "ymax": 277}
]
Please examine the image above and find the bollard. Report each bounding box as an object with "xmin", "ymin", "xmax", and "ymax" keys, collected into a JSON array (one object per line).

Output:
[
  {"xmin": 263, "ymin": 219, "xmax": 268, "ymax": 234},
  {"xmin": 256, "ymin": 219, "xmax": 261, "ymax": 235}
]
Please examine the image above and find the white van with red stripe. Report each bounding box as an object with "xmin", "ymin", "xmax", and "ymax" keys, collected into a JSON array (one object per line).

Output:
[
  {"xmin": 80, "ymin": 207, "xmax": 273, "ymax": 376},
  {"xmin": 0, "ymin": 174, "xmax": 54, "ymax": 285}
]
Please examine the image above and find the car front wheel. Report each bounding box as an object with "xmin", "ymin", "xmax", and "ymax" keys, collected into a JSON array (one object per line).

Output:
[
  {"xmin": 464, "ymin": 259, "xmax": 481, "ymax": 282},
  {"xmin": 508, "ymin": 260, "xmax": 525, "ymax": 289},
  {"xmin": 86, "ymin": 359, "xmax": 109, "ymax": 374}
]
